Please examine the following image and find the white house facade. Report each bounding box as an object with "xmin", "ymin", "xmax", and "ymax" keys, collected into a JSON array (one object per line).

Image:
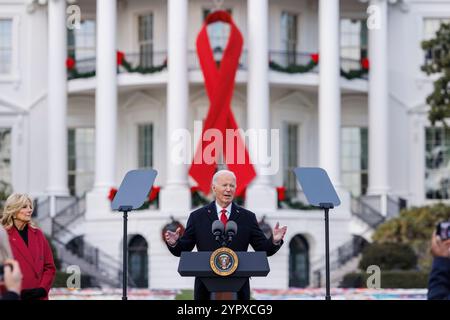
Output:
[{"xmin": 0, "ymin": 0, "xmax": 449, "ymax": 290}]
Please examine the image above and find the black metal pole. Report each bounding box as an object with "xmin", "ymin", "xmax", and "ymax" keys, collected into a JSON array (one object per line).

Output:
[
  {"xmin": 324, "ymin": 208, "xmax": 331, "ymax": 300},
  {"xmin": 122, "ymin": 210, "xmax": 128, "ymax": 300}
]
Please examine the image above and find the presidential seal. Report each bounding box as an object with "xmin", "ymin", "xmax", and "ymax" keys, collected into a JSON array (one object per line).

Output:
[{"xmin": 210, "ymin": 247, "xmax": 239, "ymax": 276}]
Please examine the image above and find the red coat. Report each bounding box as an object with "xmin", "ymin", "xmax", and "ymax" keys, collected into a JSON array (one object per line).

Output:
[{"xmin": 7, "ymin": 226, "xmax": 56, "ymax": 300}]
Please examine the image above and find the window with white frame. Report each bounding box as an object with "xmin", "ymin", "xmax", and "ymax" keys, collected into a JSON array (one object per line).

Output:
[
  {"xmin": 138, "ymin": 14, "xmax": 154, "ymax": 67},
  {"xmin": 283, "ymin": 123, "xmax": 299, "ymax": 199},
  {"xmin": 423, "ymin": 18, "xmax": 450, "ymax": 40},
  {"xmin": 138, "ymin": 124, "xmax": 153, "ymax": 168},
  {"xmin": 281, "ymin": 12, "xmax": 298, "ymax": 65},
  {"xmin": 203, "ymin": 9, "xmax": 232, "ymax": 60},
  {"xmin": 68, "ymin": 128, "xmax": 95, "ymax": 196},
  {"xmin": 425, "ymin": 127, "xmax": 450, "ymax": 199},
  {"xmin": 423, "ymin": 18, "xmax": 450, "ymax": 63},
  {"xmin": 0, "ymin": 128, "xmax": 11, "ymax": 187},
  {"xmin": 67, "ymin": 19, "xmax": 96, "ymax": 72},
  {"xmin": 341, "ymin": 127, "xmax": 368, "ymax": 197},
  {"xmin": 340, "ymin": 19, "xmax": 367, "ymax": 71},
  {"xmin": 0, "ymin": 19, "xmax": 13, "ymax": 74}
]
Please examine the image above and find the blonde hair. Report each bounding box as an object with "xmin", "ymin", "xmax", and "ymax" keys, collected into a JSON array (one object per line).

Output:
[
  {"xmin": 1, "ymin": 193, "xmax": 36, "ymax": 230},
  {"xmin": 0, "ymin": 225, "xmax": 12, "ymax": 263}
]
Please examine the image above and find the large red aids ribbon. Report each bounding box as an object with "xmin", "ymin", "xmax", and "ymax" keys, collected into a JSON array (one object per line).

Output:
[{"xmin": 189, "ymin": 11, "xmax": 256, "ymax": 196}]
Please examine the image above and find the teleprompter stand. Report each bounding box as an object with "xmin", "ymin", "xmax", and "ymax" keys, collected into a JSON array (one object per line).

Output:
[
  {"xmin": 294, "ymin": 167, "xmax": 341, "ymax": 300},
  {"xmin": 111, "ymin": 169, "xmax": 157, "ymax": 300}
]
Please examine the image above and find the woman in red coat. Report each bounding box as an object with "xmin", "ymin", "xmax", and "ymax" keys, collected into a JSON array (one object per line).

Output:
[{"xmin": 1, "ymin": 194, "xmax": 56, "ymax": 300}]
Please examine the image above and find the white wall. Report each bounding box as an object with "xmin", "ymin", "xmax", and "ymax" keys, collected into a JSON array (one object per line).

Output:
[
  {"xmin": 0, "ymin": 1, "xmax": 48, "ymax": 196},
  {"xmin": 117, "ymin": 90, "xmax": 166, "ymax": 187},
  {"xmin": 388, "ymin": 1, "xmax": 450, "ymax": 205}
]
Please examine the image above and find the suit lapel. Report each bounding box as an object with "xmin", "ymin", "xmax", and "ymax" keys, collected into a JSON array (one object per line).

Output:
[
  {"xmin": 229, "ymin": 203, "xmax": 241, "ymax": 223},
  {"xmin": 8, "ymin": 227, "xmax": 39, "ymax": 273},
  {"xmin": 205, "ymin": 201, "xmax": 218, "ymax": 224}
]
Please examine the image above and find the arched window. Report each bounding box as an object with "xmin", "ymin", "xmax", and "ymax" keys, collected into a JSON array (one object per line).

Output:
[
  {"xmin": 289, "ymin": 234, "xmax": 309, "ymax": 287},
  {"xmin": 128, "ymin": 235, "xmax": 149, "ymax": 288}
]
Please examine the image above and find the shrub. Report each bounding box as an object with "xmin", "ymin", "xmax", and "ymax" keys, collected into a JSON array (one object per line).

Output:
[
  {"xmin": 52, "ymin": 270, "xmax": 99, "ymax": 288},
  {"xmin": 372, "ymin": 203, "xmax": 450, "ymax": 270},
  {"xmin": 358, "ymin": 242, "xmax": 417, "ymax": 271}
]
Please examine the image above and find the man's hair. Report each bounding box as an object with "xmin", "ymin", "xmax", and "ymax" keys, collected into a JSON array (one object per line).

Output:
[{"xmin": 212, "ymin": 170, "xmax": 237, "ymax": 186}]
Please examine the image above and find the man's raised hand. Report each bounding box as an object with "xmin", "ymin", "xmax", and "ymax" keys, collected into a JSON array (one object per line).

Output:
[
  {"xmin": 165, "ymin": 227, "xmax": 181, "ymax": 246},
  {"xmin": 273, "ymin": 222, "xmax": 287, "ymax": 244}
]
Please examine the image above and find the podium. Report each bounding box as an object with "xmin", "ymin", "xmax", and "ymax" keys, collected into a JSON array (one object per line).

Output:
[{"xmin": 178, "ymin": 251, "xmax": 269, "ymax": 300}]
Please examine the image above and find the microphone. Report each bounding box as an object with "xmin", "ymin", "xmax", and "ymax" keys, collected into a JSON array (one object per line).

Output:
[
  {"xmin": 225, "ymin": 221, "xmax": 237, "ymax": 244},
  {"xmin": 212, "ymin": 220, "xmax": 224, "ymax": 244}
]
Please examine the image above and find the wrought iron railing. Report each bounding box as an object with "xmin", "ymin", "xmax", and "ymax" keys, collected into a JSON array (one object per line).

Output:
[
  {"xmin": 32, "ymin": 194, "xmax": 134, "ymax": 288},
  {"xmin": 52, "ymin": 220, "xmax": 136, "ymax": 288},
  {"xmin": 52, "ymin": 194, "xmax": 86, "ymax": 228},
  {"xmin": 351, "ymin": 194, "xmax": 404, "ymax": 227},
  {"xmin": 68, "ymin": 50, "xmax": 366, "ymax": 79},
  {"xmin": 311, "ymin": 235, "xmax": 368, "ymax": 287},
  {"xmin": 32, "ymin": 196, "xmax": 50, "ymax": 219},
  {"xmin": 269, "ymin": 50, "xmax": 317, "ymax": 70},
  {"xmin": 351, "ymin": 195, "xmax": 386, "ymax": 229},
  {"xmin": 387, "ymin": 195, "xmax": 405, "ymax": 219},
  {"xmin": 188, "ymin": 49, "xmax": 248, "ymax": 71},
  {"xmin": 68, "ymin": 51, "xmax": 168, "ymax": 79},
  {"xmin": 119, "ymin": 51, "xmax": 168, "ymax": 71}
]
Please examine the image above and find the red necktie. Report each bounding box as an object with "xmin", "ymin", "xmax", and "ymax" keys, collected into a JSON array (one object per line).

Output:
[{"xmin": 220, "ymin": 208, "xmax": 228, "ymax": 226}]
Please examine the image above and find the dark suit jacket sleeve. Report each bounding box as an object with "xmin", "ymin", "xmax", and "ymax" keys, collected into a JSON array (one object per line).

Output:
[
  {"xmin": 39, "ymin": 230, "xmax": 56, "ymax": 293},
  {"xmin": 167, "ymin": 213, "xmax": 197, "ymax": 257},
  {"xmin": 248, "ymin": 212, "xmax": 283, "ymax": 257},
  {"xmin": 1, "ymin": 291, "xmax": 20, "ymax": 300},
  {"xmin": 427, "ymin": 257, "xmax": 450, "ymax": 300}
]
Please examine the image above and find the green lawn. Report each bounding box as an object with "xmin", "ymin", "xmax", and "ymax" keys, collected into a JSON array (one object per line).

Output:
[{"xmin": 175, "ymin": 289, "xmax": 194, "ymax": 300}]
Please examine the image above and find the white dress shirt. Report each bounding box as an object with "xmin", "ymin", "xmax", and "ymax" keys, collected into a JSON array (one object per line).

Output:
[{"xmin": 215, "ymin": 201, "xmax": 232, "ymax": 220}]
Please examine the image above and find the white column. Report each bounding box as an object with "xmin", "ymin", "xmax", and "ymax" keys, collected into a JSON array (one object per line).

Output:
[
  {"xmin": 368, "ymin": 0, "xmax": 389, "ymax": 203},
  {"xmin": 159, "ymin": 0, "xmax": 190, "ymax": 212},
  {"xmin": 246, "ymin": 0, "xmax": 277, "ymax": 212},
  {"xmin": 318, "ymin": 0, "xmax": 341, "ymax": 187},
  {"xmin": 47, "ymin": 0, "xmax": 69, "ymax": 201},
  {"xmin": 93, "ymin": 0, "xmax": 117, "ymax": 193}
]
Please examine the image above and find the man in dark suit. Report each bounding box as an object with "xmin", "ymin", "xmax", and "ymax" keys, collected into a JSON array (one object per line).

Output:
[
  {"xmin": 428, "ymin": 231, "xmax": 450, "ymax": 299},
  {"xmin": 165, "ymin": 169, "xmax": 287, "ymax": 300}
]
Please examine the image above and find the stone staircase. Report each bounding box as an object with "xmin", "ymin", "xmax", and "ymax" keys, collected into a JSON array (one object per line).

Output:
[
  {"xmin": 311, "ymin": 195, "xmax": 406, "ymax": 288},
  {"xmin": 34, "ymin": 194, "xmax": 134, "ymax": 288},
  {"xmin": 311, "ymin": 235, "xmax": 368, "ymax": 288}
]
